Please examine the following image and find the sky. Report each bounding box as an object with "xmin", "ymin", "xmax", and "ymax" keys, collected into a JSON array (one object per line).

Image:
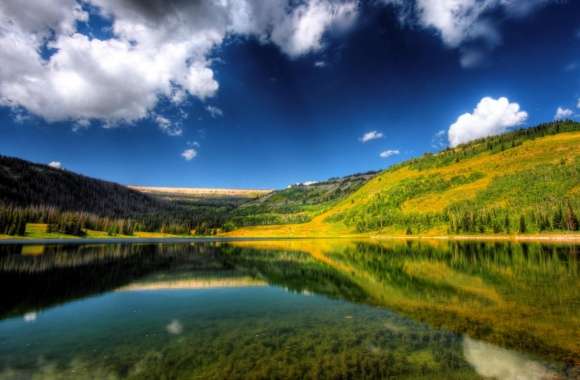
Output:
[{"xmin": 0, "ymin": 0, "xmax": 579, "ymax": 189}]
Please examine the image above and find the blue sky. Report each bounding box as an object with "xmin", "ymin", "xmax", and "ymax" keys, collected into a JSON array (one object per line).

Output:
[{"xmin": 0, "ymin": 0, "xmax": 579, "ymax": 189}]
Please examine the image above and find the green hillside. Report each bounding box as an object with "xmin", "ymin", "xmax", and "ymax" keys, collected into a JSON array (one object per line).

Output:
[
  {"xmin": 228, "ymin": 121, "xmax": 580, "ymax": 237},
  {"xmin": 225, "ymin": 171, "xmax": 377, "ymax": 229}
]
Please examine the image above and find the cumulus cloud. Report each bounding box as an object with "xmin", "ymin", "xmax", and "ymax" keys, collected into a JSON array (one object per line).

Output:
[
  {"xmin": 448, "ymin": 96, "xmax": 527, "ymax": 147},
  {"xmin": 554, "ymin": 107, "xmax": 573, "ymax": 120},
  {"xmin": 380, "ymin": 149, "xmax": 399, "ymax": 158},
  {"xmin": 181, "ymin": 148, "xmax": 197, "ymax": 161},
  {"xmin": 0, "ymin": 0, "xmax": 358, "ymax": 125},
  {"xmin": 48, "ymin": 161, "xmax": 63, "ymax": 169},
  {"xmin": 360, "ymin": 130, "xmax": 384, "ymax": 143},
  {"xmin": 206, "ymin": 105, "xmax": 223, "ymax": 118}
]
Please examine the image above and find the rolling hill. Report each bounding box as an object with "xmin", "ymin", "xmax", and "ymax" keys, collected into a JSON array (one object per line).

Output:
[
  {"xmin": 226, "ymin": 120, "xmax": 580, "ymax": 237},
  {"xmin": 0, "ymin": 155, "xmax": 167, "ymax": 218},
  {"xmin": 0, "ymin": 157, "xmax": 269, "ymax": 236},
  {"xmin": 225, "ymin": 171, "xmax": 378, "ymax": 228}
]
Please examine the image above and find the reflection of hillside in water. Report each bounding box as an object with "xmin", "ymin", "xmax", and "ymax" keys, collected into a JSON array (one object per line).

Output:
[
  {"xmin": 0, "ymin": 243, "xmax": 242, "ymax": 319},
  {"xmin": 0, "ymin": 239, "xmax": 578, "ymax": 369},
  {"xmin": 227, "ymin": 239, "xmax": 580, "ymax": 366}
]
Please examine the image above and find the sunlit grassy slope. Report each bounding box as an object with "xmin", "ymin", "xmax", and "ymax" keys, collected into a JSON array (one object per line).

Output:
[{"xmin": 227, "ymin": 122, "xmax": 580, "ymax": 237}]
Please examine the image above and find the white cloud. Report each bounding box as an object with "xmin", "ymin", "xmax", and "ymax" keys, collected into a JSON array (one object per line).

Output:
[
  {"xmin": 155, "ymin": 115, "xmax": 182, "ymax": 136},
  {"xmin": 380, "ymin": 149, "xmax": 399, "ymax": 158},
  {"xmin": 448, "ymin": 96, "xmax": 528, "ymax": 147},
  {"xmin": 181, "ymin": 148, "xmax": 197, "ymax": 161},
  {"xmin": 414, "ymin": 0, "xmax": 548, "ymax": 47},
  {"xmin": 206, "ymin": 105, "xmax": 223, "ymax": 118},
  {"xmin": 360, "ymin": 130, "xmax": 384, "ymax": 143},
  {"xmin": 554, "ymin": 107, "xmax": 573, "ymax": 120},
  {"xmin": 577, "ymin": 98, "xmax": 580, "ymax": 109},
  {"xmin": 271, "ymin": 0, "xmax": 358, "ymax": 57},
  {"xmin": 0, "ymin": 0, "xmax": 358, "ymax": 125},
  {"xmin": 314, "ymin": 60, "xmax": 327, "ymax": 67},
  {"xmin": 385, "ymin": 0, "xmax": 549, "ymax": 66},
  {"xmin": 48, "ymin": 161, "xmax": 63, "ymax": 169},
  {"xmin": 166, "ymin": 319, "xmax": 183, "ymax": 335}
]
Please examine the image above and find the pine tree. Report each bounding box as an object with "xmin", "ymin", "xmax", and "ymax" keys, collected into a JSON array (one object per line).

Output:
[
  {"xmin": 564, "ymin": 204, "xmax": 579, "ymax": 231},
  {"xmin": 519, "ymin": 215, "xmax": 527, "ymax": 234}
]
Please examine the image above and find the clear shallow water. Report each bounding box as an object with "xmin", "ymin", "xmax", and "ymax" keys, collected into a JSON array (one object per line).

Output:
[{"xmin": 0, "ymin": 240, "xmax": 577, "ymax": 379}]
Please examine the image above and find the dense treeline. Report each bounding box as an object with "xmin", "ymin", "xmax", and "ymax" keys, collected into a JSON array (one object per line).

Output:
[
  {"xmin": 0, "ymin": 204, "xmax": 201, "ymax": 237},
  {"xmin": 0, "ymin": 156, "xmax": 232, "ymax": 235}
]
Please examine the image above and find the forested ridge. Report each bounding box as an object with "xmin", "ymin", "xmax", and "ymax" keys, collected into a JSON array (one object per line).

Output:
[
  {"xmin": 1, "ymin": 120, "xmax": 580, "ymax": 238},
  {"xmin": 0, "ymin": 156, "xmax": 227, "ymax": 236}
]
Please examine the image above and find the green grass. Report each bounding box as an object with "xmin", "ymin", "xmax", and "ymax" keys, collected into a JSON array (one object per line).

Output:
[
  {"xmin": 0, "ymin": 223, "xmax": 196, "ymax": 240},
  {"xmin": 227, "ymin": 121, "xmax": 580, "ymax": 237}
]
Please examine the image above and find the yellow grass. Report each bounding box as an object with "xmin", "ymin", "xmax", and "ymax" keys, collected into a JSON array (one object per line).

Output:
[{"xmin": 226, "ymin": 131, "xmax": 580, "ymax": 238}]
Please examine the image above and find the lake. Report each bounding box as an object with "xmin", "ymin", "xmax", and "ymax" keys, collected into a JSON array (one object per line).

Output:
[{"xmin": 0, "ymin": 239, "xmax": 577, "ymax": 379}]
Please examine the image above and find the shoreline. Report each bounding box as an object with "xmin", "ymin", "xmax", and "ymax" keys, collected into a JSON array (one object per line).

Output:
[
  {"xmin": 369, "ymin": 233, "xmax": 580, "ymax": 243},
  {"xmin": 0, "ymin": 233, "xmax": 579, "ymax": 245}
]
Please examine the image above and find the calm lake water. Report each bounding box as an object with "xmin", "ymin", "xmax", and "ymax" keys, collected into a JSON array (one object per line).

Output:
[{"xmin": 0, "ymin": 240, "xmax": 577, "ymax": 379}]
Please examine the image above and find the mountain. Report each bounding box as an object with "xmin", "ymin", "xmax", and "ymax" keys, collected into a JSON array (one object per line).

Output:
[
  {"xmin": 0, "ymin": 155, "xmax": 167, "ymax": 218},
  {"xmin": 227, "ymin": 121, "xmax": 580, "ymax": 237},
  {"xmin": 0, "ymin": 157, "xmax": 263, "ymax": 235}
]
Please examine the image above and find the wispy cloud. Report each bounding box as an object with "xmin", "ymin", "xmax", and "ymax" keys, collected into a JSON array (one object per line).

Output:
[
  {"xmin": 564, "ymin": 62, "xmax": 578, "ymax": 72},
  {"xmin": 380, "ymin": 149, "xmax": 400, "ymax": 158},
  {"xmin": 360, "ymin": 130, "xmax": 384, "ymax": 143},
  {"xmin": 314, "ymin": 60, "xmax": 327, "ymax": 68},
  {"xmin": 155, "ymin": 115, "xmax": 183, "ymax": 136},
  {"xmin": 431, "ymin": 129, "xmax": 447, "ymax": 149},
  {"xmin": 206, "ymin": 105, "xmax": 223, "ymax": 118}
]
